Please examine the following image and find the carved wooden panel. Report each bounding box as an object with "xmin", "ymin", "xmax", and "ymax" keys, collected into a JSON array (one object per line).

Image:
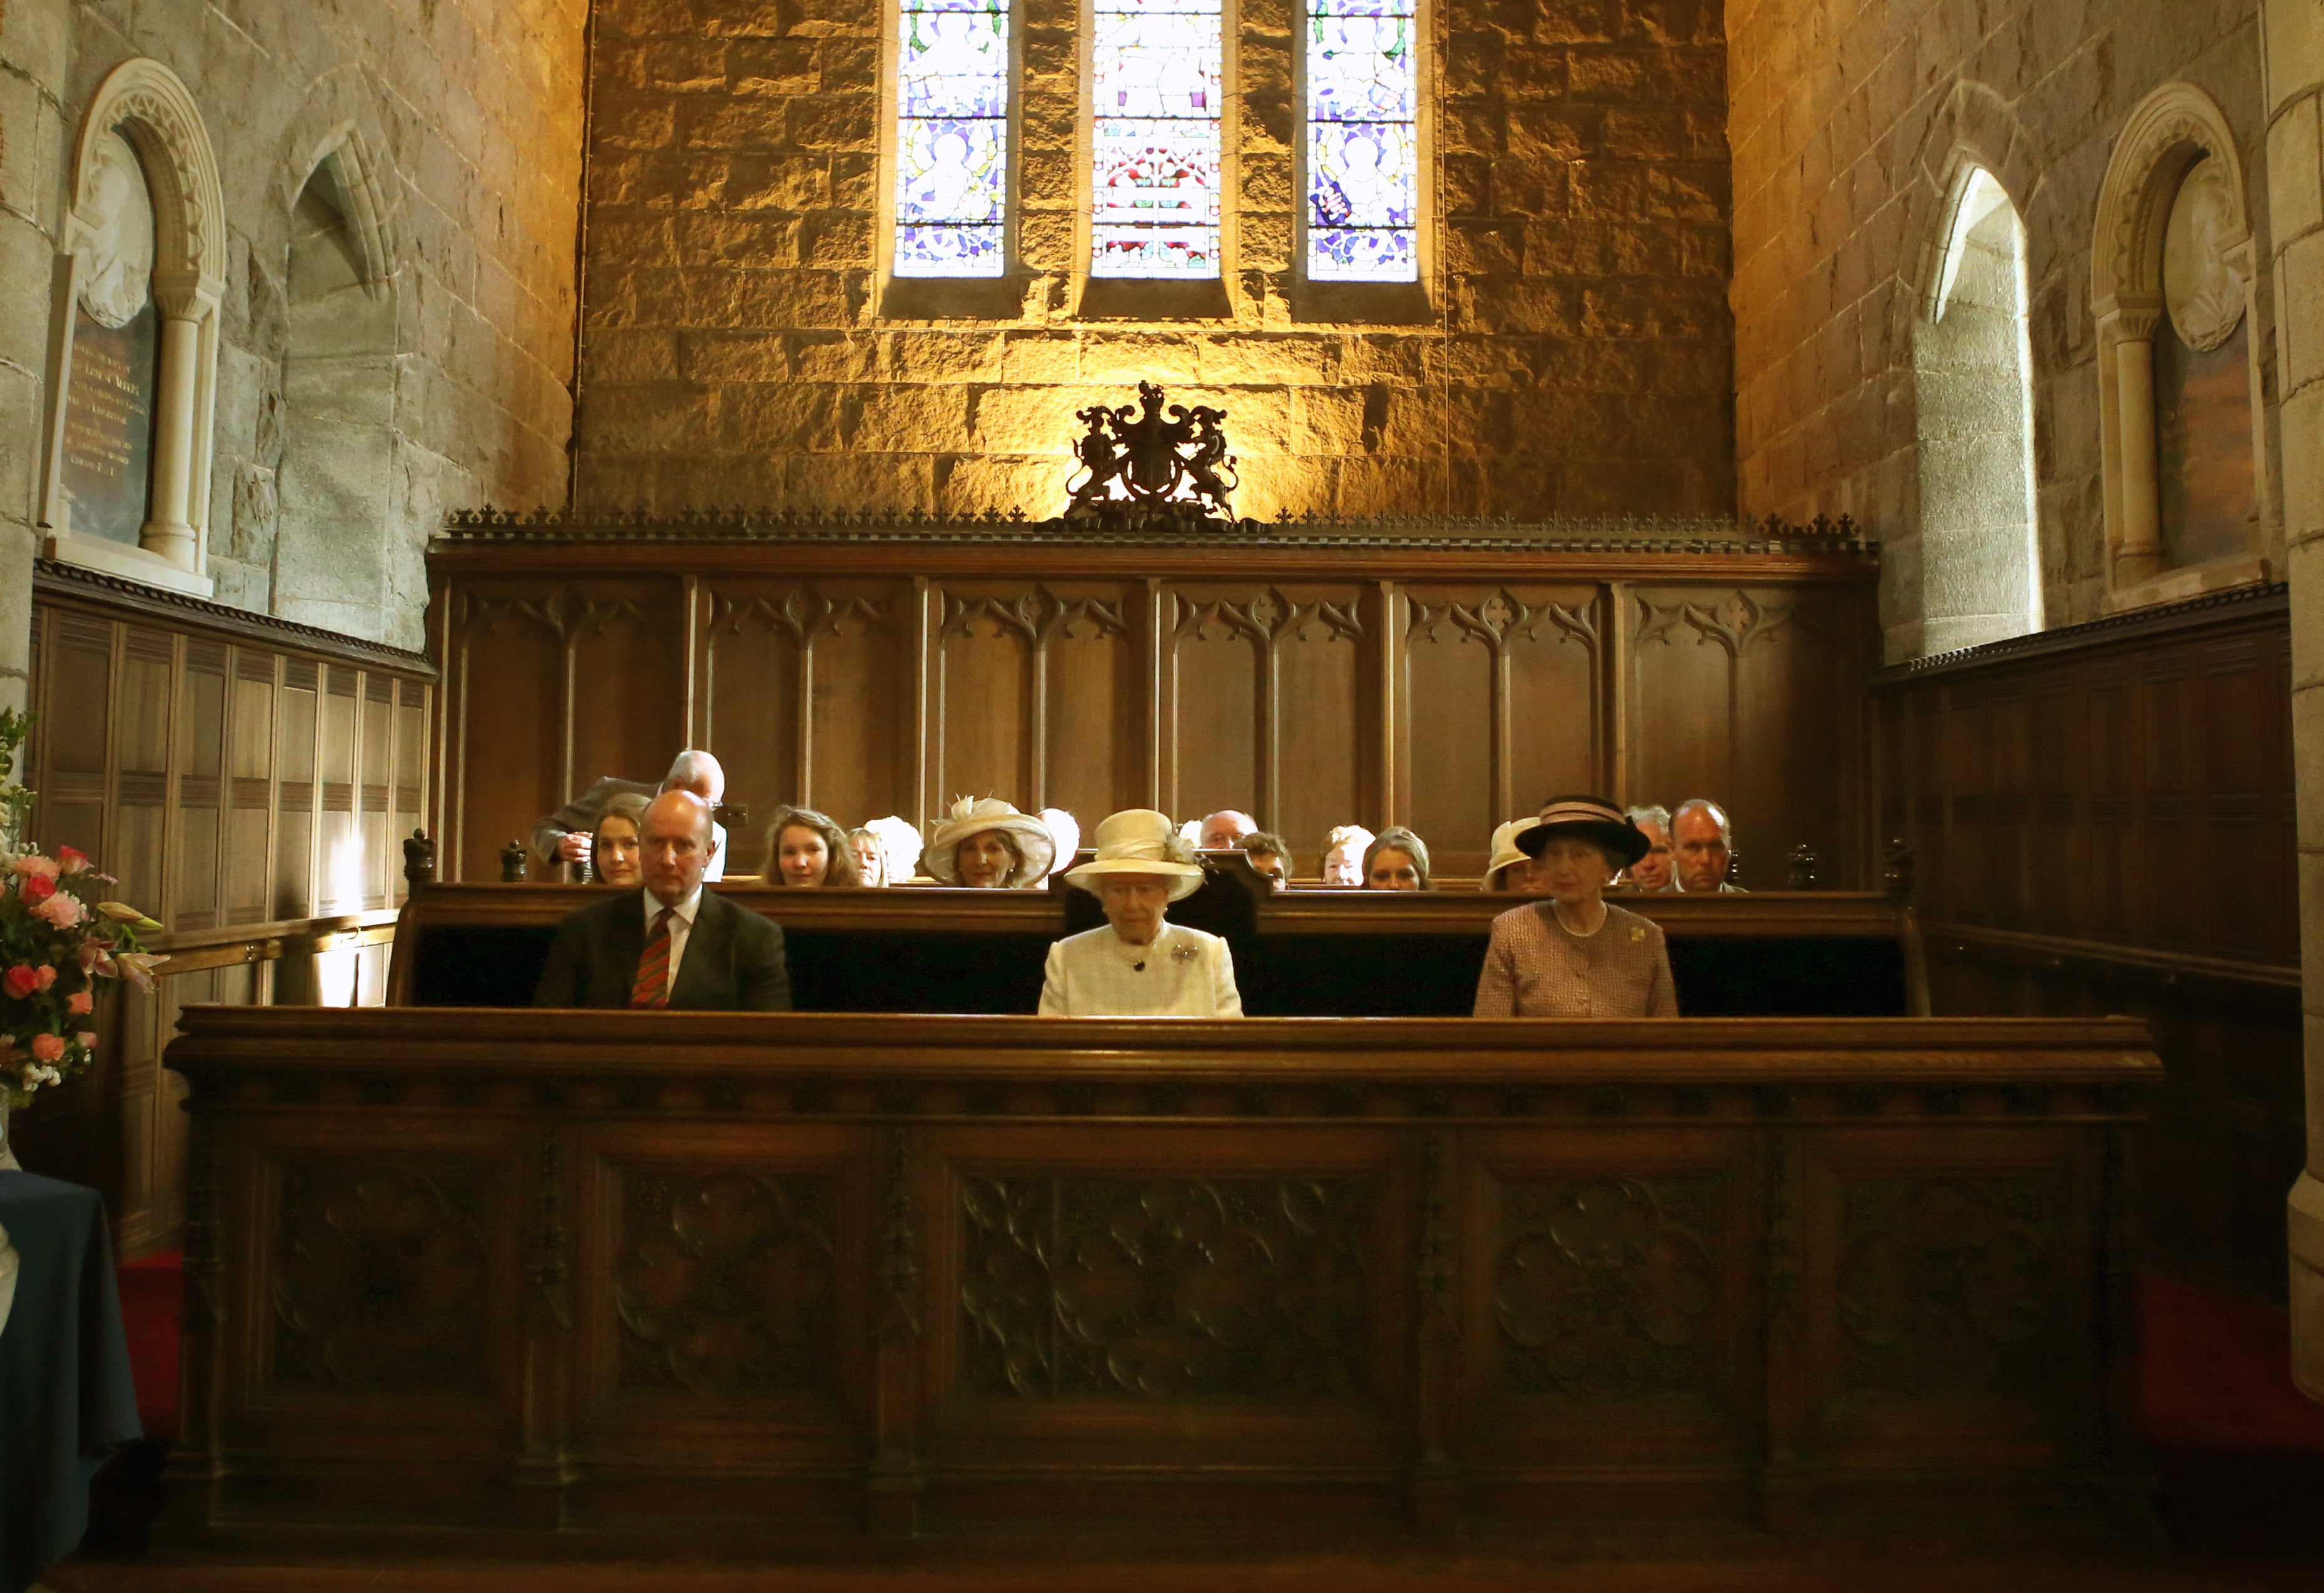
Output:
[
  {"xmin": 1833, "ymin": 1175, "xmax": 2057, "ymax": 1400},
  {"xmin": 615, "ymin": 1169, "xmax": 839, "ymax": 1398},
  {"xmin": 1166, "ymin": 584, "xmax": 1369, "ymax": 856},
  {"xmin": 1635, "ymin": 586, "xmax": 1864, "ymax": 887},
  {"xmin": 271, "ymin": 1160, "xmax": 497, "ymax": 1393},
  {"xmin": 1496, "ymin": 1176, "xmax": 1723, "ymax": 1400},
  {"xmin": 1872, "ymin": 591, "xmax": 2298, "ymax": 1300},
  {"xmin": 23, "ymin": 568, "xmax": 434, "ymax": 1260},
  {"xmin": 1404, "ymin": 585, "xmax": 1601, "ymax": 872},
  {"xmin": 958, "ymin": 1176, "xmax": 1374, "ymax": 1400}
]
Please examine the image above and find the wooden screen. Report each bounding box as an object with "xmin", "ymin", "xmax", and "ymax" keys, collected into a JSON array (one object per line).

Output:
[
  {"xmin": 1872, "ymin": 583, "xmax": 2298, "ymax": 1302},
  {"xmin": 22, "ymin": 560, "xmax": 434, "ymax": 1256},
  {"xmin": 430, "ymin": 516, "xmax": 1879, "ymax": 888}
]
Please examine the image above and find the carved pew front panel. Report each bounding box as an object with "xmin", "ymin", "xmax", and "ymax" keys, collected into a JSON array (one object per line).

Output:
[{"xmin": 166, "ymin": 1008, "xmax": 2152, "ymax": 1546}]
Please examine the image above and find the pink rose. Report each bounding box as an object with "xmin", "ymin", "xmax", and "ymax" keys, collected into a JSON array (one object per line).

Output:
[
  {"xmin": 74, "ymin": 1031, "xmax": 96, "ymax": 1053},
  {"xmin": 57, "ymin": 846, "xmax": 91, "ymax": 876},
  {"xmin": 68, "ymin": 990, "xmax": 93, "ymax": 1015},
  {"xmin": 30, "ymin": 1032, "xmax": 64, "ymax": 1063},
  {"xmin": 32, "ymin": 893, "xmax": 85, "ymax": 929},
  {"xmin": 12, "ymin": 855, "xmax": 59, "ymax": 880},
  {"xmin": 19, "ymin": 872, "xmax": 54, "ymax": 906},
  {"xmin": 1, "ymin": 964, "xmax": 37, "ymax": 999},
  {"xmin": 32, "ymin": 965, "xmax": 54, "ymax": 993}
]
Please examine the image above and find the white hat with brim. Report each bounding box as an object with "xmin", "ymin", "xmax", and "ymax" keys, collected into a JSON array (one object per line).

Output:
[
  {"xmin": 923, "ymin": 797, "xmax": 1057, "ymax": 888},
  {"xmin": 1484, "ymin": 817, "xmax": 1541, "ymax": 888},
  {"xmin": 1065, "ymin": 809, "xmax": 1207, "ymax": 903}
]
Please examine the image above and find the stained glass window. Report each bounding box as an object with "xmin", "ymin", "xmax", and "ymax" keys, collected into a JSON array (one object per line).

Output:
[
  {"xmin": 1306, "ymin": 0, "xmax": 1418, "ymax": 281},
  {"xmin": 895, "ymin": 0, "xmax": 1012, "ymax": 277},
  {"xmin": 1091, "ymin": 0, "xmax": 1222, "ymax": 278}
]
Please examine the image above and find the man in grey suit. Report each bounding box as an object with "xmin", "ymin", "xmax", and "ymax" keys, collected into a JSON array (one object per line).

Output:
[
  {"xmin": 533, "ymin": 791, "xmax": 790, "ymax": 1011},
  {"xmin": 530, "ymin": 750, "xmax": 731, "ymax": 881}
]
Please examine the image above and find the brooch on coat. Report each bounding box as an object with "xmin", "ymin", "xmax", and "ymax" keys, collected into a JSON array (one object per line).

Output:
[{"xmin": 1172, "ymin": 941, "xmax": 1200, "ymax": 961}]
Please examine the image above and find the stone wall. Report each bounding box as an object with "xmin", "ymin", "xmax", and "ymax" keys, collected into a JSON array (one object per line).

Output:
[
  {"xmin": 572, "ymin": 0, "xmax": 1737, "ymax": 520},
  {"xmin": 2261, "ymin": 0, "xmax": 2324, "ymax": 1402},
  {"xmin": 0, "ymin": 0, "xmax": 70, "ymax": 714},
  {"xmin": 1726, "ymin": 0, "xmax": 2275, "ymax": 656},
  {"xmin": 1, "ymin": 0, "xmax": 586, "ymax": 651}
]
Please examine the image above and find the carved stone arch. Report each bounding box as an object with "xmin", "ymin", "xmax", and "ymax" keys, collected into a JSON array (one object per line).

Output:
[
  {"xmin": 275, "ymin": 69, "xmax": 405, "ymax": 299},
  {"xmin": 40, "ymin": 58, "xmax": 228, "ymax": 597},
  {"xmin": 69, "ymin": 58, "xmax": 228, "ymax": 311},
  {"xmin": 1904, "ymin": 82, "xmax": 2041, "ymax": 339},
  {"xmin": 2089, "ymin": 83, "xmax": 2270, "ymax": 608}
]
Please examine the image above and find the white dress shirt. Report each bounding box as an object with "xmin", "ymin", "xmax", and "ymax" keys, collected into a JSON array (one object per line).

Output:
[
  {"xmin": 1038, "ymin": 922, "xmax": 1244, "ymax": 1018},
  {"xmin": 644, "ymin": 884, "xmax": 705, "ymax": 1000},
  {"xmin": 703, "ymin": 821, "xmax": 728, "ymax": 881}
]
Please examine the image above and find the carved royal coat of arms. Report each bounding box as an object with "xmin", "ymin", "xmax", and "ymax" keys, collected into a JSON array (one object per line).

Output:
[{"xmin": 1065, "ymin": 382, "xmax": 1237, "ymax": 522}]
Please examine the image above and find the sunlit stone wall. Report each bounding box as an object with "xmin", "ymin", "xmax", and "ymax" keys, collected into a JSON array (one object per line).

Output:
[
  {"xmin": 574, "ymin": 0, "xmax": 1737, "ymax": 519},
  {"xmin": 1727, "ymin": 0, "xmax": 2275, "ymax": 636}
]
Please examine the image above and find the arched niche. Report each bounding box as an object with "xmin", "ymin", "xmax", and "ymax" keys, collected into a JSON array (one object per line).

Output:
[
  {"xmin": 273, "ymin": 136, "xmax": 404, "ymax": 635},
  {"xmin": 2091, "ymin": 83, "xmax": 2271, "ymax": 609},
  {"xmin": 1910, "ymin": 162, "xmax": 2042, "ymax": 657},
  {"xmin": 40, "ymin": 58, "xmax": 228, "ymax": 599}
]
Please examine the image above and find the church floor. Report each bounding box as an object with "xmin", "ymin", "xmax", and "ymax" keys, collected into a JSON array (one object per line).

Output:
[{"xmin": 43, "ymin": 1259, "xmax": 2324, "ymax": 1593}]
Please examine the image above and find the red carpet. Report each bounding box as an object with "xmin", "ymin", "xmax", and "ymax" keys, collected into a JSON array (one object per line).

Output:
[{"xmin": 109, "ymin": 1257, "xmax": 2324, "ymax": 1454}]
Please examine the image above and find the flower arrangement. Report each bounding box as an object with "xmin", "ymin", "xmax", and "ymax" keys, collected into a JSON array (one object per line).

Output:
[{"xmin": 0, "ymin": 709, "xmax": 166, "ymax": 1111}]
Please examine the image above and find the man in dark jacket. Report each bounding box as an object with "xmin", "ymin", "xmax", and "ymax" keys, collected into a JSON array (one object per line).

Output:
[{"xmin": 532, "ymin": 790, "xmax": 789, "ymax": 1011}]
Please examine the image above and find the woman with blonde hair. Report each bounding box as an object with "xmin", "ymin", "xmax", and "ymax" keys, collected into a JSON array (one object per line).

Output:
[
  {"xmin": 922, "ymin": 796, "xmax": 1056, "ymax": 888},
  {"xmin": 1362, "ymin": 826, "xmax": 1432, "ymax": 891},
  {"xmin": 762, "ymin": 805, "xmax": 863, "ymax": 888},
  {"xmin": 1319, "ymin": 824, "xmax": 1374, "ymax": 886}
]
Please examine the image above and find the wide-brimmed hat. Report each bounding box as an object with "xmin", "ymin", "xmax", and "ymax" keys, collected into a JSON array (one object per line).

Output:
[
  {"xmin": 1064, "ymin": 809, "xmax": 1206, "ymax": 902},
  {"xmin": 1483, "ymin": 817, "xmax": 1541, "ymax": 888},
  {"xmin": 923, "ymin": 797, "xmax": 1057, "ymax": 887},
  {"xmin": 1515, "ymin": 795, "xmax": 1650, "ymax": 869}
]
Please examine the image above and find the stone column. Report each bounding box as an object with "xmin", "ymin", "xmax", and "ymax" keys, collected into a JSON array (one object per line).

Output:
[
  {"xmin": 2109, "ymin": 314, "xmax": 2166, "ymax": 588},
  {"xmin": 2263, "ymin": 0, "xmax": 2324, "ymax": 1403},
  {"xmin": 139, "ymin": 281, "xmax": 210, "ymax": 574},
  {"xmin": 0, "ymin": 0, "xmax": 71, "ymax": 715}
]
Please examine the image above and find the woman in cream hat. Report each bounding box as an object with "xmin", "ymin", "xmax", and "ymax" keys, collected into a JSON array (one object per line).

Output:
[
  {"xmin": 923, "ymin": 797, "xmax": 1056, "ymax": 888},
  {"xmin": 1038, "ymin": 810, "xmax": 1244, "ymax": 1018},
  {"xmin": 1474, "ymin": 796, "xmax": 1677, "ymax": 1018},
  {"xmin": 1483, "ymin": 817, "xmax": 1541, "ymax": 892}
]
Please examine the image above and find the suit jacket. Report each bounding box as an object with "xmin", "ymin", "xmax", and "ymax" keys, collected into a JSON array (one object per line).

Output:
[
  {"xmin": 532, "ymin": 888, "xmax": 791, "ymax": 1011},
  {"xmin": 530, "ymin": 775, "xmax": 728, "ymax": 881}
]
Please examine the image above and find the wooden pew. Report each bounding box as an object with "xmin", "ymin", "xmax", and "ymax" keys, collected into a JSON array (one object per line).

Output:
[
  {"xmin": 384, "ymin": 859, "xmax": 1930, "ymax": 1018},
  {"xmin": 161, "ymin": 1004, "xmax": 2155, "ymax": 1547}
]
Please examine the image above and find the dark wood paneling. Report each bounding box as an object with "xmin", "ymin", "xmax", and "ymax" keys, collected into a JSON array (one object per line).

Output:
[
  {"xmin": 21, "ymin": 560, "xmax": 433, "ymax": 1258},
  {"xmin": 161, "ymin": 1005, "xmax": 2158, "ymax": 1545},
  {"xmin": 1872, "ymin": 584, "xmax": 2296, "ymax": 1302},
  {"xmin": 430, "ymin": 523, "xmax": 1880, "ymax": 886}
]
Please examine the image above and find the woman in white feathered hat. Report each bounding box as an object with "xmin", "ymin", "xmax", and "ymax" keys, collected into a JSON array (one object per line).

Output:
[
  {"xmin": 1038, "ymin": 809, "xmax": 1244, "ymax": 1018},
  {"xmin": 923, "ymin": 796, "xmax": 1056, "ymax": 888}
]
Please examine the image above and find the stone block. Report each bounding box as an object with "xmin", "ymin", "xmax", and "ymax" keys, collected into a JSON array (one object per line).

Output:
[
  {"xmin": 1200, "ymin": 333, "xmax": 1336, "ymax": 387},
  {"xmin": 679, "ymin": 329, "xmax": 788, "ymax": 381},
  {"xmin": 727, "ymin": 152, "xmax": 833, "ymax": 210},
  {"xmin": 886, "ymin": 329, "xmax": 1005, "ymax": 382},
  {"xmin": 721, "ymin": 379, "xmax": 845, "ymax": 450},
  {"xmin": 849, "ymin": 382, "xmax": 972, "ymax": 452},
  {"xmin": 938, "ymin": 453, "xmax": 1067, "ymax": 517},
  {"xmin": 798, "ymin": 210, "xmax": 873, "ymax": 268},
  {"xmin": 1078, "ymin": 333, "xmax": 1200, "ymax": 386},
  {"xmin": 972, "ymin": 383, "xmax": 1109, "ymax": 452},
  {"xmin": 786, "ymin": 450, "xmax": 934, "ymax": 511},
  {"xmin": 785, "ymin": 91, "xmax": 877, "ymax": 149}
]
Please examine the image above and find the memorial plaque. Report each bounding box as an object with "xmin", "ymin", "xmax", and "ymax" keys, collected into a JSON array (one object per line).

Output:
[
  {"xmin": 60, "ymin": 302, "xmax": 159, "ymax": 545},
  {"xmin": 58, "ymin": 128, "xmax": 160, "ymax": 547}
]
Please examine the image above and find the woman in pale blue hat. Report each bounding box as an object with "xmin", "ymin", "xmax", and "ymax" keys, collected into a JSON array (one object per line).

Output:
[{"xmin": 1038, "ymin": 810, "xmax": 1244, "ymax": 1018}]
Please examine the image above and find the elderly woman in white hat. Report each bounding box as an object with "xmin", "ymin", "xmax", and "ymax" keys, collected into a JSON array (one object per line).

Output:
[
  {"xmin": 1483, "ymin": 817, "xmax": 1541, "ymax": 893},
  {"xmin": 923, "ymin": 796, "xmax": 1055, "ymax": 889},
  {"xmin": 1473, "ymin": 795, "xmax": 1677, "ymax": 1018},
  {"xmin": 1038, "ymin": 809, "xmax": 1243, "ymax": 1018}
]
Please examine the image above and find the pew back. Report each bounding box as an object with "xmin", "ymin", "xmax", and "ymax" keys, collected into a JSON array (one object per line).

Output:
[{"xmin": 385, "ymin": 866, "xmax": 1928, "ymax": 1017}]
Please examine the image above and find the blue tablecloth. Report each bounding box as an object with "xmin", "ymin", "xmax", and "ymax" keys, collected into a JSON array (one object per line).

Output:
[{"xmin": 0, "ymin": 1171, "xmax": 142, "ymax": 1593}]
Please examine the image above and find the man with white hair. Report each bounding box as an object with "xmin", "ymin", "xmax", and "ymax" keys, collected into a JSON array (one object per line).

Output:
[{"xmin": 530, "ymin": 750, "xmax": 733, "ymax": 881}]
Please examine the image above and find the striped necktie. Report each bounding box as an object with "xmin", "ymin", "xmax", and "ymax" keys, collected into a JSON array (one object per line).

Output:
[{"xmin": 631, "ymin": 907, "xmax": 675, "ymax": 1008}]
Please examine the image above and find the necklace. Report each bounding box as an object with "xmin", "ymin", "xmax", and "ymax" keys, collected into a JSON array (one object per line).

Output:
[{"xmin": 1551, "ymin": 899, "xmax": 1607, "ymax": 938}]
